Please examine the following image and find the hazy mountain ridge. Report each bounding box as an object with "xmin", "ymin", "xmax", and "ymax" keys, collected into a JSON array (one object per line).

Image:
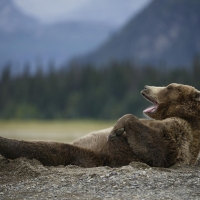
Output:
[
  {"xmin": 75, "ymin": 0, "xmax": 200, "ymax": 67},
  {"xmin": 0, "ymin": 0, "xmax": 114, "ymax": 72},
  {"xmin": 0, "ymin": 0, "xmax": 39, "ymax": 32}
]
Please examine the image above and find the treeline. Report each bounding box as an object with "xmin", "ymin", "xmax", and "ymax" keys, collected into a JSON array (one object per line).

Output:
[{"xmin": 0, "ymin": 59, "xmax": 200, "ymax": 120}]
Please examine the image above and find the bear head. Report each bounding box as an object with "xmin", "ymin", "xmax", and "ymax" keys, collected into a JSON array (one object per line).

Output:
[{"xmin": 141, "ymin": 83, "xmax": 200, "ymax": 120}]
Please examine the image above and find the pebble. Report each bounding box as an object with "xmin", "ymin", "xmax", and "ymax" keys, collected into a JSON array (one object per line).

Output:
[{"xmin": 0, "ymin": 156, "xmax": 200, "ymax": 199}]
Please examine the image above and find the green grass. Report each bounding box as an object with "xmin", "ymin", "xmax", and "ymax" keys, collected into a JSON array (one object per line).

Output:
[{"xmin": 0, "ymin": 120, "xmax": 114, "ymax": 143}]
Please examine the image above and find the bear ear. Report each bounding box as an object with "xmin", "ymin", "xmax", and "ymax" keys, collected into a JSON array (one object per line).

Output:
[{"xmin": 194, "ymin": 92, "xmax": 200, "ymax": 101}]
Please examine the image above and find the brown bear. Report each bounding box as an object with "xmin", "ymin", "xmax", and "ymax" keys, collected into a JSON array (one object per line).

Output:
[{"xmin": 0, "ymin": 83, "xmax": 200, "ymax": 168}]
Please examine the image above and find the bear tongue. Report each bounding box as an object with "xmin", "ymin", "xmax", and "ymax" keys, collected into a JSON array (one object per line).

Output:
[{"xmin": 143, "ymin": 105, "xmax": 157, "ymax": 114}]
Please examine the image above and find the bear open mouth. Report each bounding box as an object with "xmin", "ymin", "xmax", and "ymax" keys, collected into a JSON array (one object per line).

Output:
[{"xmin": 141, "ymin": 93, "xmax": 158, "ymax": 114}]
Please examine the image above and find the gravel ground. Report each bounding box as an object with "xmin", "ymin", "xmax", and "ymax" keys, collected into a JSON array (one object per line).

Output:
[{"xmin": 0, "ymin": 155, "xmax": 200, "ymax": 200}]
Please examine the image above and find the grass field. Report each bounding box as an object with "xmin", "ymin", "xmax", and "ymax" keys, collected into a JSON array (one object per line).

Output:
[{"xmin": 0, "ymin": 120, "xmax": 114, "ymax": 143}]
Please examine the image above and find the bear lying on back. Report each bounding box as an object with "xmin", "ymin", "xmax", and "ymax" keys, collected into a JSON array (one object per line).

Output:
[{"xmin": 0, "ymin": 83, "xmax": 200, "ymax": 167}]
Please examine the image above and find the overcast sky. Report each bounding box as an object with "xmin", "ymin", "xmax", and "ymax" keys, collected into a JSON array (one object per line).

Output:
[{"xmin": 13, "ymin": 0, "xmax": 152, "ymax": 27}]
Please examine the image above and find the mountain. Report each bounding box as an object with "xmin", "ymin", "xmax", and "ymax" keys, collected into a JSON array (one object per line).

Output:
[
  {"xmin": 0, "ymin": 0, "xmax": 38, "ymax": 32},
  {"xmin": 75, "ymin": 0, "xmax": 200, "ymax": 67},
  {"xmin": 65, "ymin": 0, "xmax": 152, "ymax": 27},
  {"xmin": 0, "ymin": 0, "xmax": 114, "ymax": 73}
]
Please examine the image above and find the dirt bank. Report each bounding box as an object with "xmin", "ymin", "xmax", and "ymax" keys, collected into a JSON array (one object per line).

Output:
[{"xmin": 0, "ymin": 155, "xmax": 200, "ymax": 199}]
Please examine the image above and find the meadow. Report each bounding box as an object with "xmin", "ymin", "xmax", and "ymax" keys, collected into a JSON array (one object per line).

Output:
[{"xmin": 0, "ymin": 120, "xmax": 114, "ymax": 143}]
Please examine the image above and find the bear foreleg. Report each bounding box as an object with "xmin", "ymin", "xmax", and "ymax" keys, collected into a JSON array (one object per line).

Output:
[{"xmin": 109, "ymin": 114, "xmax": 173, "ymax": 167}]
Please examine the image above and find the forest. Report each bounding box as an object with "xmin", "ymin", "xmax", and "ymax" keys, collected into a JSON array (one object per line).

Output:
[{"xmin": 0, "ymin": 57, "xmax": 200, "ymax": 120}]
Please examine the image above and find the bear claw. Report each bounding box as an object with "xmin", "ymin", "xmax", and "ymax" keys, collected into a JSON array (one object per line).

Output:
[
  {"xmin": 115, "ymin": 128, "xmax": 125, "ymax": 136},
  {"xmin": 109, "ymin": 127, "xmax": 125, "ymax": 139}
]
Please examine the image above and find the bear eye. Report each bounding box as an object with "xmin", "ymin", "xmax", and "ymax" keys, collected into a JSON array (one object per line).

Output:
[{"xmin": 177, "ymin": 88, "xmax": 181, "ymax": 93}]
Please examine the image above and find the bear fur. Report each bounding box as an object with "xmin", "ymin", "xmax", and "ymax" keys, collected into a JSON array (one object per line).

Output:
[{"xmin": 0, "ymin": 83, "xmax": 200, "ymax": 168}]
